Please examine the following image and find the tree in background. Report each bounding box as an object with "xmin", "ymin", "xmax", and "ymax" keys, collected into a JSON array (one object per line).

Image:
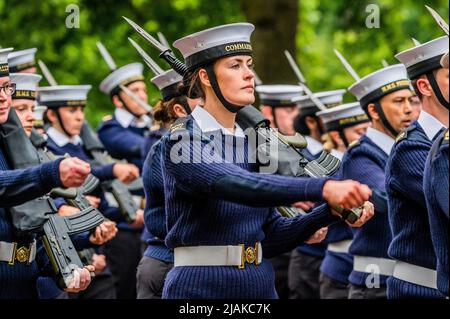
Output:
[{"xmin": 240, "ymin": 0, "xmax": 298, "ymax": 84}]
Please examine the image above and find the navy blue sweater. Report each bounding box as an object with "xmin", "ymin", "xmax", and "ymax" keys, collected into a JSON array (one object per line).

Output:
[
  {"xmin": 386, "ymin": 121, "xmax": 444, "ymax": 298},
  {"xmin": 0, "ymin": 147, "xmax": 62, "ymax": 298},
  {"xmin": 423, "ymin": 129, "xmax": 448, "ymax": 297},
  {"xmin": 142, "ymin": 138, "xmax": 173, "ymax": 263},
  {"xmin": 319, "ymin": 165, "xmax": 353, "ymax": 285},
  {"xmin": 97, "ymin": 116, "xmax": 147, "ymax": 171},
  {"xmin": 160, "ymin": 117, "xmax": 339, "ymax": 299},
  {"xmin": 342, "ymin": 135, "xmax": 392, "ymax": 286},
  {"xmin": 45, "ymin": 136, "xmax": 133, "ymax": 231},
  {"xmin": 140, "ymin": 128, "xmax": 167, "ymax": 246}
]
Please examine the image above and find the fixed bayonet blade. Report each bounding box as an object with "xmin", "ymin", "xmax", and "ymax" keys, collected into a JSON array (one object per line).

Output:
[
  {"xmin": 412, "ymin": 38, "xmax": 422, "ymax": 46},
  {"xmin": 157, "ymin": 32, "xmax": 171, "ymax": 49},
  {"xmin": 284, "ymin": 50, "xmax": 306, "ymax": 83},
  {"xmin": 119, "ymin": 84, "xmax": 152, "ymax": 113},
  {"xmin": 96, "ymin": 42, "xmax": 117, "ymax": 71},
  {"xmin": 284, "ymin": 51, "xmax": 327, "ymax": 111},
  {"xmin": 425, "ymin": 5, "xmax": 449, "ymax": 36},
  {"xmin": 334, "ymin": 49, "xmax": 360, "ymax": 81},
  {"xmin": 123, "ymin": 17, "xmax": 167, "ymax": 52},
  {"xmin": 128, "ymin": 37, "xmax": 164, "ymax": 76},
  {"xmin": 38, "ymin": 60, "xmax": 58, "ymax": 86}
]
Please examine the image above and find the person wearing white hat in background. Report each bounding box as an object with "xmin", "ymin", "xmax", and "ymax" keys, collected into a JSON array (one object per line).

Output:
[
  {"xmin": 157, "ymin": 23, "xmax": 374, "ymax": 299},
  {"xmin": 422, "ymin": 42, "xmax": 449, "ymax": 299},
  {"xmin": 9, "ymin": 73, "xmax": 42, "ymax": 137},
  {"xmin": 384, "ymin": 35, "xmax": 448, "ymax": 299},
  {"xmin": 315, "ymin": 102, "xmax": 371, "ymax": 299},
  {"xmin": 256, "ymin": 84, "xmax": 305, "ymax": 299},
  {"xmin": 137, "ymin": 68, "xmax": 200, "ymax": 299},
  {"xmin": 0, "ymin": 48, "xmax": 94, "ymax": 298},
  {"xmin": 97, "ymin": 62, "xmax": 151, "ymax": 171},
  {"xmin": 288, "ymin": 89, "xmax": 346, "ymax": 299},
  {"xmin": 346, "ymin": 64, "xmax": 416, "ymax": 299},
  {"xmin": 293, "ymin": 89, "xmax": 346, "ymax": 160},
  {"xmin": 8, "ymin": 48, "xmax": 38, "ymax": 74}
]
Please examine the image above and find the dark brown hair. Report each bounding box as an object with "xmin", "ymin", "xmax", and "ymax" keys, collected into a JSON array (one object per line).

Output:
[{"xmin": 152, "ymin": 95, "xmax": 188, "ymax": 128}]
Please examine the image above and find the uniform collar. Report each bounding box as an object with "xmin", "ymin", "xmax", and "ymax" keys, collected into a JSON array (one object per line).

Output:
[
  {"xmin": 47, "ymin": 127, "xmax": 82, "ymax": 148},
  {"xmin": 114, "ymin": 108, "xmax": 151, "ymax": 129},
  {"xmin": 304, "ymin": 135, "xmax": 323, "ymax": 156},
  {"xmin": 365, "ymin": 127, "xmax": 395, "ymax": 155},
  {"xmin": 417, "ymin": 111, "xmax": 447, "ymax": 141},
  {"xmin": 191, "ymin": 105, "xmax": 246, "ymax": 138}
]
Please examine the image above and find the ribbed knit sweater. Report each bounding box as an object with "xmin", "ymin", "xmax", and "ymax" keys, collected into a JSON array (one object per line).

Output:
[
  {"xmin": 423, "ymin": 129, "xmax": 448, "ymax": 297},
  {"xmin": 161, "ymin": 117, "xmax": 339, "ymax": 299},
  {"xmin": 143, "ymin": 138, "xmax": 173, "ymax": 263},
  {"xmin": 45, "ymin": 136, "xmax": 135, "ymax": 232},
  {"xmin": 386, "ymin": 121, "xmax": 444, "ymax": 298},
  {"xmin": 97, "ymin": 117, "xmax": 147, "ymax": 171},
  {"xmin": 0, "ymin": 147, "xmax": 62, "ymax": 298},
  {"xmin": 140, "ymin": 128, "xmax": 167, "ymax": 246},
  {"xmin": 342, "ymin": 135, "xmax": 392, "ymax": 287}
]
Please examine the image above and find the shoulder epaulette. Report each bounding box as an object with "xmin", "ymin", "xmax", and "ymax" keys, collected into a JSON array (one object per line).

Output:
[
  {"xmin": 442, "ymin": 130, "xmax": 449, "ymax": 145},
  {"xmin": 170, "ymin": 117, "xmax": 190, "ymax": 133},
  {"xmin": 102, "ymin": 115, "xmax": 113, "ymax": 122},
  {"xmin": 348, "ymin": 139, "xmax": 360, "ymax": 150},
  {"xmin": 395, "ymin": 125, "xmax": 416, "ymax": 144}
]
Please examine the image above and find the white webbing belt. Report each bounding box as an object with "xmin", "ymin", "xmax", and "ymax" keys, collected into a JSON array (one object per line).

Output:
[
  {"xmin": 327, "ymin": 240, "xmax": 352, "ymax": 254},
  {"xmin": 353, "ymin": 256, "xmax": 396, "ymax": 276},
  {"xmin": 0, "ymin": 240, "xmax": 37, "ymax": 264},
  {"xmin": 174, "ymin": 243, "xmax": 262, "ymax": 268},
  {"xmin": 393, "ymin": 261, "xmax": 438, "ymax": 290}
]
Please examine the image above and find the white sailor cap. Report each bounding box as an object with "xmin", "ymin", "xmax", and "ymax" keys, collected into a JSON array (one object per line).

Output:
[
  {"xmin": 0, "ymin": 48, "xmax": 13, "ymax": 78},
  {"xmin": 395, "ymin": 36, "xmax": 448, "ymax": 79},
  {"xmin": 256, "ymin": 85, "xmax": 304, "ymax": 107},
  {"xmin": 8, "ymin": 48, "xmax": 37, "ymax": 73},
  {"xmin": 151, "ymin": 69, "xmax": 183, "ymax": 101},
  {"xmin": 293, "ymin": 89, "xmax": 346, "ymax": 115},
  {"xmin": 33, "ymin": 105, "xmax": 47, "ymax": 121},
  {"xmin": 348, "ymin": 64, "xmax": 411, "ymax": 108},
  {"xmin": 173, "ymin": 23, "xmax": 255, "ymax": 71},
  {"xmin": 33, "ymin": 105, "xmax": 47, "ymax": 128},
  {"xmin": 99, "ymin": 63, "xmax": 144, "ymax": 96},
  {"xmin": 316, "ymin": 102, "xmax": 370, "ymax": 132},
  {"xmin": 38, "ymin": 85, "xmax": 91, "ymax": 109},
  {"xmin": 9, "ymin": 73, "xmax": 42, "ymax": 100}
]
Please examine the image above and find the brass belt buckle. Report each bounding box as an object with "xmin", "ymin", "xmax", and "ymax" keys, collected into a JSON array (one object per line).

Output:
[
  {"xmin": 8, "ymin": 242, "xmax": 31, "ymax": 266},
  {"xmin": 239, "ymin": 242, "xmax": 260, "ymax": 269}
]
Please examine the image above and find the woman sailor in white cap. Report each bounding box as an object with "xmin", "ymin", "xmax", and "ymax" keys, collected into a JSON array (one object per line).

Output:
[{"xmin": 157, "ymin": 23, "xmax": 374, "ymax": 299}]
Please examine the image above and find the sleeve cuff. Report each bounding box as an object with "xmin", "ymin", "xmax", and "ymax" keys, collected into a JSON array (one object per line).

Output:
[
  {"xmin": 301, "ymin": 177, "xmax": 329, "ymax": 202},
  {"xmin": 39, "ymin": 158, "xmax": 63, "ymax": 189}
]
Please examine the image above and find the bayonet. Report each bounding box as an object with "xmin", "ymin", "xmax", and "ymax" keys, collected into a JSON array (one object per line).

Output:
[
  {"xmin": 425, "ymin": 5, "xmax": 449, "ymax": 36},
  {"xmin": 96, "ymin": 41, "xmax": 117, "ymax": 71},
  {"xmin": 128, "ymin": 37, "xmax": 164, "ymax": 76},
  {"xmin": 38, "ymin": 60, "xmax": 58, "ymax": 86},
  {"xmin": 284, "ymin": 50, "xmax": 327, "ymax": 111},
  {"xmin": 333, "ymin": 49, "xmax": 360, "ymax": 81}
]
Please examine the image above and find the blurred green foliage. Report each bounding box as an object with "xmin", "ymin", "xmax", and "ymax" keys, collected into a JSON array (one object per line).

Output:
[{"xmin": 0, "ymin": 0, "xmax": 447, "ymax": 126}]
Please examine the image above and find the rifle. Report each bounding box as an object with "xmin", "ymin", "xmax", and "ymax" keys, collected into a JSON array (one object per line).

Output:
[
  {"xmin": 0, "ymin": 110, "xmax": 104, "ymax": 288},
  {"xmin": 79, "ymin": 122, "xmax": 140, "ymax": 223},
  {"xmin": 236, "ymin": 105, "xmax": 360, "ymax": 223}
]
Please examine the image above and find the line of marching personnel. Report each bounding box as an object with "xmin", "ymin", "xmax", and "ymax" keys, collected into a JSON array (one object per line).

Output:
[{"xmin": 0, "ymin": 5, "xmax": 448, "ymax": 299}]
